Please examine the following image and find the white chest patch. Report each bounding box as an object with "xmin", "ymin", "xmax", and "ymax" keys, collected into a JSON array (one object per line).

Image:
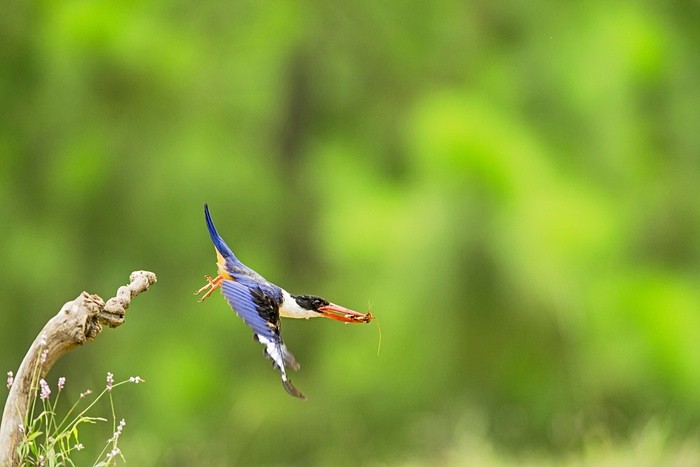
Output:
[{"xmin": 278, "ymin": 290, "xmax": 321, "ymax": 319}]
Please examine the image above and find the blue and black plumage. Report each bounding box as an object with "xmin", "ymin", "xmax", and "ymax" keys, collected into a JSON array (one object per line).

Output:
[{"xmin": 197, "ymin": 204, "xmax": 372, "ymax": 400}]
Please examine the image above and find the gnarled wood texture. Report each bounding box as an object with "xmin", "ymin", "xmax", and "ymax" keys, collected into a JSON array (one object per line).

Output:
[{"xmin": 0, "ymin": 271, "xmax": 156, "ymax": 466}]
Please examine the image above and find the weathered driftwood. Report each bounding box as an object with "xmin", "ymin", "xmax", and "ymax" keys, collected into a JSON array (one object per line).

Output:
[{"xmin": 0, "ymin": 270, "xmax": 156, "ymax": 466}]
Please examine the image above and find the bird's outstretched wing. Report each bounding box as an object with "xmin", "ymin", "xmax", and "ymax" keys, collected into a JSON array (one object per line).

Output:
[
  {"xmin": 204, "ymin": 203, "xmax": 275, "ymax": 285},
  {"xmin": 220, "ymin": 279, "xmax": 305, "ymax": 399}
]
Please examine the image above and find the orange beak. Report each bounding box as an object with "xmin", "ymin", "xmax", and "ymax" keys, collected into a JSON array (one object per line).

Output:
[{"xmin": 317, "ymin": 303, "xmax": 373, "ymax": 323}]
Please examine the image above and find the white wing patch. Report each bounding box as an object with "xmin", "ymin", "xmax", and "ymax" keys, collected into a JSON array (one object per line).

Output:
[
  {"xmin": 256, "ymin": 335, "xmax": 286, "ymax": 374},
  {"xmin": 255, "ymin": 334, "xmax": 306, "ymax": 399}
]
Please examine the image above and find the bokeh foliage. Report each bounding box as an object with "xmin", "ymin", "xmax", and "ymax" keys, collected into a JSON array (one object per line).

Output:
[{"xmin": 2, "ymin": 0, "xmax": 700, "ymax": 464}]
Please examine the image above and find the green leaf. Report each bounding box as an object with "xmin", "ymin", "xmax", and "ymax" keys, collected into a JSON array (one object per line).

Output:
[
  {"xmin": 78, "ymin": 416, "xmax": 108, "ymax": 424},
  {"xmin": 25, "ymin": 431, "xmax": 43, "ymax": 442}
]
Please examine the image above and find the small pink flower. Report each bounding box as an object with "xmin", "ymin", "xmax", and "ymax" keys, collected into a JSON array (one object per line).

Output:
[
  {"xmin": 129, "ymin": 376, "xmax": 144, "ymax": 384},
  {"xmin": 80, "ymin": 389, "xmax": 92, "ymax": 398},
  {"xmin": 57, "ymin": 377, "xmax": 66, "ymax": 390},
  {"xmin": 40, "ymin": 349, "xmax": 48, "ymax": 365},
  {"xmin": 111, "ymin": 418, "xmax": 126, "ymax": 442},
  {"xmin": 106, "ymin": 372, "xmax": 114, "ymax": 391},
  {"xmin": 75, "ymin": 443, "xmax": 84, "ymax": 451},
  {"xmin": 6, "ymin": 371, "xmax": 13, "ymax": 389},
  {"xmin": 39, "ymin": 379, "xmax": 51, "ymax": 400},
  {"xmin": 106, "ymin": 447, "xmax": 121, "ymax": 459}
]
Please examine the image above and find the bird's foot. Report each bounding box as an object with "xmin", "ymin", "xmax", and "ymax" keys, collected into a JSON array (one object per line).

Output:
[{"xmin": 194, "ymin": 275, "xmax": 223, "ymax": 302}]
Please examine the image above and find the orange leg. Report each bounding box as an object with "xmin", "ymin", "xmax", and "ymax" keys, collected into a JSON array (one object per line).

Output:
[{"xmin": 195, "ymin": 275, "xmax": 223, "ymax": 302}]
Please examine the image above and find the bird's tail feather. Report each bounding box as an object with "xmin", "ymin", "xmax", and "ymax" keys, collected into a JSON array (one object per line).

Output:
[
  {"xmin": 281, "ymin": 344, "xmax": 300, "ymax": 371},
  {"xmin": 283, "ymin": 379, "xmax": 306, "ymax": 400}
]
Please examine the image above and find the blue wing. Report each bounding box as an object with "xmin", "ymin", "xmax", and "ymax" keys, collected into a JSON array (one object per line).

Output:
[
  {"xmin": 205, "ymin": 204, "xmax": 277, "ymax": 283},
  {"xmin": 220, "ymin": 280, "xmax": 305, "ymax": 399},
  {"xmin": 204, "ymin": 203, "xmax": 249, "ymax": 271}
]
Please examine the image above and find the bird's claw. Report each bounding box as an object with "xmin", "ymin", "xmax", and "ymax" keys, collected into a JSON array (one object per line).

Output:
[{"xmin": 195, "ymin": 275, "xmax": 224, "ymax": 302}]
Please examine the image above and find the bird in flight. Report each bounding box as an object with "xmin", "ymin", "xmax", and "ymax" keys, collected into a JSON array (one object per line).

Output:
[{"xmin": 196, "ymin": 204, "xmax": 373, "ymax": 399}]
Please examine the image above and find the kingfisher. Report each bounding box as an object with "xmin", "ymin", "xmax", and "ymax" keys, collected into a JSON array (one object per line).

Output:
[{"xmin": 196, "ymin": 204, "xmax": 372, "ymax": 400}]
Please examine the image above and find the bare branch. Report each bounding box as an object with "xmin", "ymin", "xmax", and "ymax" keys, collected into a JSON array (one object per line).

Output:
[{"xmin": 0, "ymin": 271, "xmax": 157, "ymax": 466}]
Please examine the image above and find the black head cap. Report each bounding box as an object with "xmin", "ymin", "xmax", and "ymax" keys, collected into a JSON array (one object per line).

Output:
[{"xmin": 294, "ymin": 295, "xmax": 329, "ymax": 311}]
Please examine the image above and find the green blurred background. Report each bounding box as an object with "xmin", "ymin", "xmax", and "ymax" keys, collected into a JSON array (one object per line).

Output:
[{"xmin": 2, "ymin": 1, "xmax": 700, "ymax": 465}]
